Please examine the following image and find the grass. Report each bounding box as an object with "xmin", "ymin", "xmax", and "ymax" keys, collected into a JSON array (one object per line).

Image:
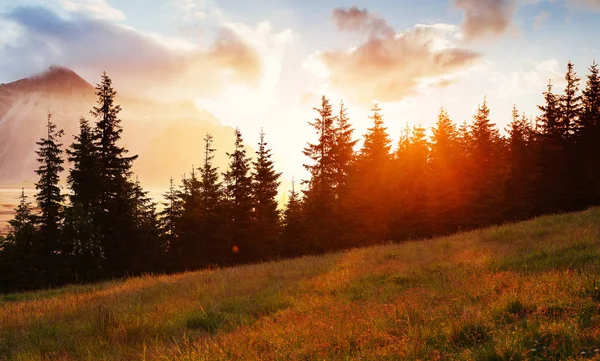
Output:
[{"xmin": 2, "ymin": 208, "xmax": 600, "ymax": 360}]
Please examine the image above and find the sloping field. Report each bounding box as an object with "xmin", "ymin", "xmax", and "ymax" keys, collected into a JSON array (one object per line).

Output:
[{"xmin": 2, "ymin": 209, "xmax": 600, "ymax": 360}]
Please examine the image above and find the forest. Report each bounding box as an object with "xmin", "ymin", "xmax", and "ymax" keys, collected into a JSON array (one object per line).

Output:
[{"xmin": 0, "ymin": 60, "xmax": 599, "ymax": 294}]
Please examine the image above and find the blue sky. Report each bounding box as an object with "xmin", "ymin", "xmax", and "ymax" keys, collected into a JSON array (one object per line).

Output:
[{"xmin": 0, "ymin": 0, "xmax": 599, "ymax": 180}]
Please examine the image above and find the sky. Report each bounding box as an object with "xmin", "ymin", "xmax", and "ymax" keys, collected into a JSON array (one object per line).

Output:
[{"xmin": 0, "ymin": 0, "xmax": 599, "ymax": 182}]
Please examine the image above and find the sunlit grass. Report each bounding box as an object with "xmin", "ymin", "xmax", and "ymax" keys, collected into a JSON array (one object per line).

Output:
[{"xmin": 2, "ymin": 208, "xmax": 600, "ymax": 360}]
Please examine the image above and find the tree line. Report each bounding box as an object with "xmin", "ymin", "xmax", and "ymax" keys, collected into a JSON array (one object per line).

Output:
[{"xmin": 1, "ymin": 60, "xmax": 599, "ymax": 293}]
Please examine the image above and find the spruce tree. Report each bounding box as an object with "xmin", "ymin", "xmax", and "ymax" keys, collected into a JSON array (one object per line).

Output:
[
  {"xmin": 199, "ymin": 133, "xmax": 226, "ymax": 265},
  {"xmin": 0, "ymin": 190, "xmax": 40, "ymax": 291},
  {"xmin": 224, "ymin": 128, "xmax": 254, "ymax": 262},
  {"xmin": 429, "ymin": 107, "xmax": 464, "ymax": 233},
  {"xmin": 178, "ymin": 167, "xmax": 202, "ymax": 269},
  {"xmin": 505, "ymin": 106, "xmax": 536, "ymax": 220},
  {"xmin": 302, "ymin": 96, "xmax": 338, "ymax": 252},
  {"xmin": 535, "ymin": 80, "xmax": 568, "ymax": 214},
  {"xmin": 251, "ymin": 129, "xmax": 282, "ymax": 259},
  {"xmin": 67, "ymin": 118, "xmax": 98, "ymax": 209},
  {"xmin": 581, "ymin": 61, "xmax": 600, "ymax": 203},
  {"xmin": 90, "ymin": 71, "xmax": 139, "ymax": 277},
  {"xmin": 391, "ymin": 124, "xmax": 430, "ymax": 239},
  {"xmin": 281, "ymin": 179, "xmax": 305, "ymax": 257},
  {"xmin": 34, "ymin": 112, "xmax": 66, "ymax": 285},
  {"xmin": 303, "ymin": 96, "xmax": 336, "ymax": 203},
  {"xmin": 332, "ymin": 101, "xmax": 357, "ymax": 195},
  {"xmin": 351, "ymin": 104, "xmax": 392, "ymax": 244},
  {"xmin": 64, "ymin": 117, "xmax": 103, "ymax": 282},
  {"xmin": 467, "ymin": 98, "xmax": 506, "ymax": 227},
  {"xmin": 560, "ymin": 61, "xmax": 583, "ymax": 138},
  {"xmin": 158, "ymin": 177, "xmax": 182, "ymax": 263}
]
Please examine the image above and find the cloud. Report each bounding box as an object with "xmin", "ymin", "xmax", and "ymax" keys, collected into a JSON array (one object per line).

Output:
[
  {"xmin": 534, "ymin": 10, "xmax": 551, "ymax": 28},
  {"xmin": 304, "ymin": 7, "xmax": 481, "ymax": 105},
  {"xmin": 454, "ymin": 0, "xmax": 517, "ymax": 40},
  {"xmin": 492, "ymin": 59, "xmax": 563, "ymax": 98},
  {"xmin": 332, "ymin": 6, "xmax": 394, "ymax": 39},
  {"xmin": 60, "ymin": 0, "xmax": 125, "ymax": 21},
  {"xmin": 566, "ymin": 0, "xmax": 600, "ymax": 10},
  {"xmin": 0, "ymin": 5, "xmax": 291, "ymax": 102}
]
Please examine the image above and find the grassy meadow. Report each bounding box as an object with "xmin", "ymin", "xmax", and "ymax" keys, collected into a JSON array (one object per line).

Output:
[{"xmin": 2, "ymin": 208, "xmax": 600, "ymax": 360}]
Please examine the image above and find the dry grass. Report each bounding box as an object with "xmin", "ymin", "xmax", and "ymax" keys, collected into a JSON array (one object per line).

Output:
[{"xmin": 3, "ymin": 208, "xmax": 600, "ymax": 360}]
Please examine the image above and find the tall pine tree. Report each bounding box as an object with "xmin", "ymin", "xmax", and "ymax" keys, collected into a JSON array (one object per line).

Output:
[
  {"xmin": 251, "ymin": 129, "xmax": 282, "ymax": 259},
  {"xmin": 34, "ymin": 112, "xmax": 66, "ymax": 285},
  {"xmin": 224, "ymin": 128, "xmax": 254, "ymax": 262}
]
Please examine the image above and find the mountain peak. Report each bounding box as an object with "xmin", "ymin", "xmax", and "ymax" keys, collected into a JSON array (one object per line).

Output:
[{"xmin": 0, "ymin": 66, "xmax": 94, "ymax": 94}]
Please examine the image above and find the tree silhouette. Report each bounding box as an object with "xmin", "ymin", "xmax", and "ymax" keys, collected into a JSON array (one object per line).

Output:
[
  {"xmin": 34, "ymin": 112, "xmax": 66, "ymax": 285},
  {"xmin": 251, "ymin": 129, "xmax": 282, "ymax": 259},
  {"xmin": 224, "ymin": 128, "xmax": 254, "ymax": 262}
]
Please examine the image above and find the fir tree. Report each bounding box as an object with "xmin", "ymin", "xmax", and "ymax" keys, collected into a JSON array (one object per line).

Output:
[
  {"xmin": 178, "ymin": 167, "xmax": 203, "ymax": 270},
  {"xmin": 560, "ymin": 61, "xmax": 583, "ymax": 137},
  {"xmin": 391, "ymin": 124, "xmax": 430, "ymax": 239},
  {"xmin": 303, "ymin": 96, "xmax": 336, "ymax": 202},
  {"xmin": 224, "ymin": 128, "xmax": 254, "ymax": 262},
  {"xmin": 281, "ymin": 179, "xmax": 305, "ymax": 256},
  {"xmin": 351, "ymin": 104, "xmax": 393, "ymax": 244},
  {"xmin": 251, "ymin": 129, "xmax": 282, "ymax": 259},
  {"xmin": 302, "ymin": 96, "xmax": 339, "ymax": 252},
  {"xmin": 581, "ymin": 61, "xmax": 600, "ymax": 203},
  {"xmin": 429, "ymin": 107, "xmax": 464, "ymax": 233},
  {"xmin": 67, "ymin": 118, "xmax": 98, "ymax": 209},
  {"xmin": 34, "ymin": 112, "xmax": 66, "ymax": 285},
  {"xmin": 505, "ymin": 106, "xmax": 536, "ymax": 220},
  {"xmin": 158, "ymin": 177, "xmax": 182, "ymax": 257},
  {"xmin": 332, "ymin": 101, "xmax": 357, "ymax": 195},
  {"xmin": 90, "ymin": 71, "xmax": 139, "ymax": 277},
  {"xmin": 467, "ymin": 98, "xmax": 506, "ymax": 227},
  {"xmin": 198, "ymin": 133, "xmax": 226, "ymax": 265},
  {"xmin": 0, "ymin": 190, "xmax": 40, "ymax": 291}
]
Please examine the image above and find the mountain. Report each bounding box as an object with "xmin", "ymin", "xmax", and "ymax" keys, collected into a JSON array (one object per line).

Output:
[{"xmin": 0, "ymin": 66, "xmax": 247, "ymax": 191}]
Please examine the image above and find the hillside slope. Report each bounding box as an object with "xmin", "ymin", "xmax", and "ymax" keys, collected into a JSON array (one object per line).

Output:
[{"xmin": 2, "ymin": 209, "xmax": 600, "ymax": 360}]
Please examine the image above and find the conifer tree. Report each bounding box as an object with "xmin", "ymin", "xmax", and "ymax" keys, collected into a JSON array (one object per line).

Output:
[
  {"xmin": 332, "ymin": 101, "xmax": 357, "ymax": 195},
  {"xmin": 581, "ymin": 61, "xmax": 600, "ymax": 203},
  {"xmin": 224, "ymin": 128, "xmax": 254, "ymax": 262},
  {"xmin": 64, "ymin": 117, "xmax": 103, "ymax": 282},
  {"xmin": 429, "ymin": 107, "xmax": 464, "ymax": 233},
  {"xmin": 127, "ymin": 177, "xmax": 161, "ymax": 273},
  {"xmin": 0, "ymin": 190, "xmax": 40, "ymax": 291},
  {"xmin": 505, "ymin": 106, "xmax": 536, "ymax": 219},
  {"xmin": 178, "ymin": 167, "xmax": 202, "ymax": 269},
  {"xmin": 351, "ymin": 104, "xmax": 392, "ymax": 244},
  {"xmin": 34, "ymin": 112, "xmax": 66, "ymax": 284},
  {"xmin": 281, "ymin": 179, "xmax": 305, "ymax": 256},
  {"xmin": 302, "ymin": 96, "xmax": 338, "ymax": 252},
  {"xmin": 391, "ymin": 124, "xmax": 430, "ymax": 239},
  {"xmin": 198, "ymin": 133, "xmax": 226, "ymax": 265},
  {"xmin": 67, "ymin": 118, "xmax": 98, "ymax": 209},
  {"xmin": 467, "ymin": 98, "xmax": 506, "ymax": 226},
  {"xmin": 158, "ymin": 178, "xmax": 182, "ymax": 259},
  {"xmin": 560, "ymin": 61, "xmax": 583, "ymax": 137},
  {"xmin": 303, "ymin": 96, "xmax": 336, "ymax": 202},
  {"xmin": 90, "ymin": 71, "xmax": 139, "ymax": 277},
  {"xmin": 251, "ymin": 129, "xmax": 282, "ymax": 259}
]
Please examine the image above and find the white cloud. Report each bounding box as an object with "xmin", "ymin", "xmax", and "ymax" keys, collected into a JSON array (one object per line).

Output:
[
  {"xmin": 60, "ymin": 0, "xmax": 125, "ymax": 21},
  {"xmin": 304, "ymin": 7, "xmax": 481, "ymax": 106},
  {"xmin": 492, "ymin": 59, "xmax": 563, "ymax": 98}
]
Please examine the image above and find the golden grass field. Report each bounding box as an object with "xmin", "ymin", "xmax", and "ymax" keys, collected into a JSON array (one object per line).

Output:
[{"xmin": 2, "ymin": 208, "xmax": 600, "ymax": 360}]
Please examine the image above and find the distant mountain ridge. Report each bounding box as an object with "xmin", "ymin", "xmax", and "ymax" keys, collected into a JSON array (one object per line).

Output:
[{"xmin": 0, "ymin": 66, "xmax": 94, "ymax": 95}]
